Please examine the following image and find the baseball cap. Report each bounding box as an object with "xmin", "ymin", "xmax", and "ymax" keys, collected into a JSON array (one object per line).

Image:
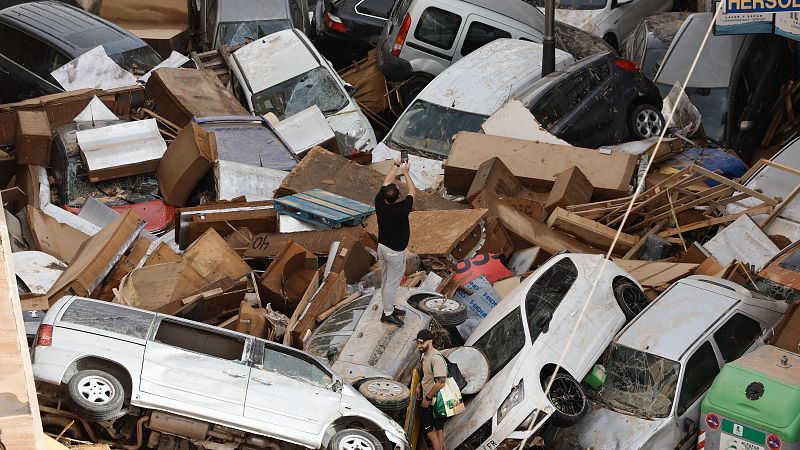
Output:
[{"xmin": 416, "ymin": 329, "xmax": 434, "ymax": 342}]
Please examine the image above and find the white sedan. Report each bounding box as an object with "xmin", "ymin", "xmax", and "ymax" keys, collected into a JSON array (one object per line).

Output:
[{"xmin": 444, "ymin": 253, "xmax": 650, "ymax": 450}]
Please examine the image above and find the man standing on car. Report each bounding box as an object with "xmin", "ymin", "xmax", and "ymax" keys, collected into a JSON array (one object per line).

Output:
[
  {"xmin": 374, "ymin": 160, "xmax": 415, "ymax": 325},
  {"xmin": 417, "ymin": 329, "xmax": 447, "ymax": 450}
]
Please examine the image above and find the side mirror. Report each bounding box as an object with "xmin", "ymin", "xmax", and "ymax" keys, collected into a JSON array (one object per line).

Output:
[
  {"xmin": 344, "ymin": 83, "xmax": 356, "ymax": 97},
  {"xmin": 683, "ymin": 417, "xmax": 697, "ymax": 434},
  {"xmin": 740, "ymin": 120, "xmax": 755, "ymax": 132},
  {"xmin": 613, "ymin": 0, "xmax": 632, "ymax": 7},
  {"xmin": 332, "ymin": 380, "xmax": 343, "ymax": 392}
]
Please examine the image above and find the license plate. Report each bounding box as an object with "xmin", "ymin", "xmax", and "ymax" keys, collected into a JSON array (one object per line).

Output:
[{"xmin": 720, "ymin": 433, "xmax": 765, "ymax": 450}]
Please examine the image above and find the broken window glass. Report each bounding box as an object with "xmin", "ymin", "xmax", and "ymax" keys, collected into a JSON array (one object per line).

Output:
[
  {"xmin": 251, "ymin": 66, "xmax": 349, "ymax": 119},
  {"xmin": 262, "ymin": 346, "xmax": 333, "ymax": 388},
  {"xmin": 61, "ymin": 299, "xmax": 155, "ymax": 340},
  {"xmin": 676, "ymin": 342, "xmax": 719, "ymax": 414},
  {"xmin": 472, "ymin": 307, "xmax": 525, "ymax": 378},
  {"xmin": 385, "ymin": 100, "xmax": 488, "ymax": 158},
  {"xmin": 216, "ymin": 20, "xmax": 292, "ymax": 47},
  {"xmin": 596, "ymin": 344, "xmax": 680, "ymax": 418},
  {"xmin": 525, "ymin": 258, "xmax": 578, "ymax": 343}
]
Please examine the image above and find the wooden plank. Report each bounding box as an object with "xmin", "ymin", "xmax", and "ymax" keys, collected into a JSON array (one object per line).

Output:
[
  {"xmin": 761, "ymin": 182, "xmax": 800, "ymax": 228},
  {"xmin": 613, "ymin": 260, "xmax": 698, "ymax": 291},
  {"xmin": 547, "ymin": 207, "xmax": 638, "ymax": 251},
  {"xmin": 690, "ymin": 165, "xmax": 779, "ymax": 206},
  {"xmin": 364, "ymin": 209, "xmax": 487, "ymax": 257},
  {"xmin": 293, "ymin": 271, "xmax": 346, "ymax": 346},
  {"xmin": 657, "ymin": 203, "xmax": 773, "ymax": 237},
  {"xmin": 284, "ymin": 270, "xmax": 321, "ymax": 348},
  {"xmin": 245, "ymin": 227, "xmax": 372, "ymax": 258},
  {"xmin": 622, "ymin": 219, "xmax": 667, "ymax": 259},
  {"xmin": 626, "ymin": 185, "xmax": 733, "ymax": 232}
]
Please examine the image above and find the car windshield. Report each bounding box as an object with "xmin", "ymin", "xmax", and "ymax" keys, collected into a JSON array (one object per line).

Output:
[
  {"xmin": 528, "ymin": 0, "xmax": 607, "ymax": 10},
  {"xmin": 595, "ymin": 344, "xmax": 681, "ymax": 418},
  {"xmin": 303, "ymin": 296, "xmax": 372, "ymax": 362},
  {"xmin": 109, "ymin": 46, "xmax": 162, "ymax": 73},
  {"xmin": 641, "ymin": 46, "xmax": 668, "ymax": 80},
  {"xmin": 217, "ymin": 20, "xmax": 292, "ymax": 47},
  {"xmin": 472, "ymin": 307, "xmax": 526, "ymax": 377},
  {"xmin": 252, "ymin": 66, "xmax": 349, "ymax": 119},
  {"xmin": 658, "ymin": 83, "xmax": 728, "ymax": 144},
  {"xmin": 385, "ymin": 100, "xmax": 488, "ymax": 158}
]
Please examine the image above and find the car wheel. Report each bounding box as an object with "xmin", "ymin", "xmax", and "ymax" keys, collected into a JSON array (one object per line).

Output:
[
  {"xmin": 398, "ymin": 74, "xmax": 433, "ymax": 108},
  {"xmin": 328, "ymin": 428, "xmax": 383, "ymax": 450},
  {"xmin": 67, "ymin": 369, "xmax": 124, "ymax": 422},
  {"xmin": 629, "ymin": 104, "xmax": 664, "ymax": 140},
  {"xmin": 545, "ymin": 372, "xmax": 588, "ymax": 427},
  {"xmin": 358, "ymin": 378, "xmax": 410, "ymax": 412},
  {"xmin": 613, "ymin": 278, "xmax": 649, "ymax": 321},
  {"xmin": 417, "ymin": 296, "xmax": 468, "ymax": 326}
]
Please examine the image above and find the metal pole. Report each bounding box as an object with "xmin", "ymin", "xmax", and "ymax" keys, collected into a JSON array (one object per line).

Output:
[{"xmin": 542, "ymin": 0, "xmax": 556, "ymax": 76}]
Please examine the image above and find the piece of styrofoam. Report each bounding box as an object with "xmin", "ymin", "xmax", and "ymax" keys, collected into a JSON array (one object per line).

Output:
[{"xmin": 702, "ymin": 215, "xmax": 780, "ymax": 270}]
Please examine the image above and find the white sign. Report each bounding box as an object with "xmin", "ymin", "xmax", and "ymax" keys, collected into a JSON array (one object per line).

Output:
[
  {"xmin": 776, "ymin": 11, "xmax": 800, "ymax": 39},
  {"xmin": 720, "ymin": 433, "xmax": 765, "ymax": 450}
]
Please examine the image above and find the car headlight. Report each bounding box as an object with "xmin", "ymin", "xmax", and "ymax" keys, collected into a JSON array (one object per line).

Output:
[
  {"xmin": 497, "ymin": 380, "xmax": 524, "ymax": 425},
  {"xmin": 348, "ymin": 120, "xmax": 367, "ymax": 141}
]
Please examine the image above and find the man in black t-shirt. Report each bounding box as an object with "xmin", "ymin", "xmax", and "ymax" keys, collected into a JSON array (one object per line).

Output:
[{"xmin": 374, "ymin": 160, "xmax": 415, "ymax": 326}]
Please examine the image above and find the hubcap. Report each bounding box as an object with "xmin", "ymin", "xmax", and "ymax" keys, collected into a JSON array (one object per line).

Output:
[
  {"xmin": 424, "ymin": 297, "xmax": 460, "ymax": 312},
  {"xmin": 547, "ymin": 377, "xmax": 586, "ymax": 417},
  {"xmin": 339, "ymin": 435, "xmax": 376, "ymax": 450},
  {"xmin": 366, "ymin": 380, "xmax": 403, "ymax": 398},
  {"xmin": 636, "ymin": 109, "xmax": 662, "ymax": 138},
  {"xmin": 619, "ymin": 284, "xmax": 649, "ymax": 316},
  {"xmin": 77, "ymin": 375, "xmax": 115, "ymax": 404}
]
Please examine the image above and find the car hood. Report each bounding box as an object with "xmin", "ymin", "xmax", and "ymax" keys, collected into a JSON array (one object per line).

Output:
[
  {"xmin": 539, "ymin": 8, "xmax": 604, "ymax": 34},
  {"xmin": 553, "ymin": 404, "xmax": 666, "ymax": 450}
]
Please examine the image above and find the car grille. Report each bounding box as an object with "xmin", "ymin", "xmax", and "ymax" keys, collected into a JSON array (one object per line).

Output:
[{"xmin": 456, "ymin": 419, "xmax": 493, "ymax": 450}]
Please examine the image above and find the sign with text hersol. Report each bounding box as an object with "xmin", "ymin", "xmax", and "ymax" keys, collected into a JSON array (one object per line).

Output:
[{"xmin": 727, "ymin": 0, "xmax": 800, "ymax": 14}]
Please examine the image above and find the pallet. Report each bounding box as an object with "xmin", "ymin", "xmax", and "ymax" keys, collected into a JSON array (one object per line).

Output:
[{"xmin": 274, "ymin": 189, "xmax": 375, "ymax": 229}]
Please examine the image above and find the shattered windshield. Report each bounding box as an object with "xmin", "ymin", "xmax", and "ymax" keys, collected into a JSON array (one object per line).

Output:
[
  {"xmin": 526, "ymin": 0, "xmax": 607, "ymax": 10},
  {"xmin": 217, "ymin": 20, "xmax": 292, "ymax": 47},
  {"xmin": 596, "ymin": 344, "xmax": 680, "ymax": 418},
  {"xmin": 251, "ymin": 66, "xmax": 349, "ymax": 119},
  {"xmin": 472, "ymin": 307, "xmax": 526, "ymax": 378},
  {"xmin": 385, "ymin": 100, "xmax": 488, "ymax": 158},
  {"xmin": 109, "ymin": 46, "xmax": 162, "ymax": 73}
]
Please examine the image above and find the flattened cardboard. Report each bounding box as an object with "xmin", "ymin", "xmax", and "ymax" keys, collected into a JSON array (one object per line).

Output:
[
  {"xmin": 25, "ymin": 206, "xmax": 89, "ymax": 263},
  {"xmin": 445, "ymin": 132, "xmax": 637, "ymax": 197},
  {"xmin": 245, "ymin": 227, "xmax": 373, "ymax": 258},
  {"xmin": 46, "ymin": 210, "xmax": 145, "ymax": 303},
  {"xmin": 15, "ymin": 111, "xmax": 51, "ymax": 165},
  {"xmin": 292, "ymin": 271, "xmax": 346, "ymax": 347},
  {"xmin": 157, "ymin": 122, "xmax": 218, "ymax": 207},
  {"xmin": 328, "ymin": 235, "xmax": 373, "ymax": 283},
  {"xmin": 258, "ymin": 240, "xmax": 318, "ymax": 315}
]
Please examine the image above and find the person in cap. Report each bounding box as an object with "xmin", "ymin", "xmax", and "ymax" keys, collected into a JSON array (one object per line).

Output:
[
  {"xmin": 374, "ymin": 160, "xmax": 415, "ymax": 325},
  {"xmin": 416, "ymin": 329, "xmax": 447, "ymax": 450}
]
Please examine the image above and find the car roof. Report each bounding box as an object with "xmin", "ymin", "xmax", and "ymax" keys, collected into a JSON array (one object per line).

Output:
[
  {"xmin": 216, "ymin": 0, "xmax": 289, "ymax": 23},
  {"xmin": 616, "ymin": 276, "xmax": 772, "ymax": 361},
  {"xmin": 233, "ymin": 28, "xmax": 320, "ymax": 93},
  {"xmin": 517, "ymin": 51, "xmax": 612, "ymax": 105},
  {"xmin": 642, "ymin": 11, "xmax": 691, "ymax": 47},
  {"xmin": 460, "ymin": 0, "xmax": 545, "ymax": 29},
  {"xmin": 417, "ymin": 39, "xmax": 572, "ymax": 116},
  {"xmin": 0, "ymin": 1, "xmax": 149, "ymax": 58},
  {"xmin": 654, "ymin": 12, "xmax": 747, "ymax": 89}
]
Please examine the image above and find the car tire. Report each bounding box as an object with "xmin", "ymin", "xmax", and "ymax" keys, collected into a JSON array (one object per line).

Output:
[
  {"xmin": 328, "ymin": 428, "xmax": 383, "ymax": 450},
  {"xmin": 67, "ymin": 369, "xmax": 124, "ymax": 422},
  {"xmin": 629, "ymin": 103, "xmax": 664, "ymax": 140},
  {"xmin": 398, "ymin": 74, "xmax": 433, "ymax": 108},
  {"xmin": 545, "ymin": 372, "xmax": 588, "ymax": 427},
  {"xmin": 613, "ymin": 278, "xmax": 649, "ymax": 322},
  {"xmin": 417, "ymin": 296, "xmax": 468, "ymax": 326},
  {"xmin": 358, "ymin": 378, "xmax": 410, "ymax": 412}
]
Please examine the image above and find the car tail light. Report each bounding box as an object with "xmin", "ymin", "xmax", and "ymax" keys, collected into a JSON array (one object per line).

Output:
[
  {"xmin": 324, "ymin": 12, "xmax": 346, "ymax": 33},
  {"xmin": 391, "ymin": 13, "xmax": 412, "ymax": 57},
  {"xmin": 613, "ymin": 58, "xmax": 639, "ymax": 72},
  {"xmin": 36, "ymin": 324, "xmax": 53, "ymax": 347}
]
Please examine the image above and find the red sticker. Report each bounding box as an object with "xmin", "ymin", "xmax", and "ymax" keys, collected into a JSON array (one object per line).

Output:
[{"xmin": 705, "ymin": 413, "xmax": 721, "ymax": 430}]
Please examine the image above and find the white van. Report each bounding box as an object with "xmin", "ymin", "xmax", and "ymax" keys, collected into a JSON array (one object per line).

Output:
[
  {"xmin": 372, "ymin": 39, "xmax": 573, "ymax": 187},
  {"xmin": 229, "ymin": 28, "xmax": 377, "ymax": 153}
]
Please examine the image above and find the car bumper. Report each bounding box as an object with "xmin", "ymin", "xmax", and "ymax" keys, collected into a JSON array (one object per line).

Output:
[
  {"xmin": 315, "ymin": 27, "xmax": 373, "ymax": 62},
  {"xmin": 376, "ymin": 34, "xmax": 413, "ymax": 82}
]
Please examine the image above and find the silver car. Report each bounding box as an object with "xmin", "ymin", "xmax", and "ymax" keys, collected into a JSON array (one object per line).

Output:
[{"xmin": 31, "ymin": 296, "xmax": 409, "ymax": 450}]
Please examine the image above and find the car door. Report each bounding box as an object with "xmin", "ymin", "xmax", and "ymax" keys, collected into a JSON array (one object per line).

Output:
[
  {"xmin": 672, "ymin": 341, "xmax": 721, "ymax": 450},
  {"xmin": 0, "ymin": 23, "xmax": 65, "ymax": 103},
  {"xmin": 551, "ymin": 62, "xmax": 616, "ymax": 147},
  {"xmin": 244, "ymin": 340, "xmax": 340, "ymax": 439},
  {"xmin": 452, "ymin": 15, "xmax": 511, "ymax": 64},
  {"xmin": 401, "ymin": 6, "xmax": 463, "ymax": 73},
  {"xmin": 140, "ymin": 318, "xmax": 250, "ymax": 416}
]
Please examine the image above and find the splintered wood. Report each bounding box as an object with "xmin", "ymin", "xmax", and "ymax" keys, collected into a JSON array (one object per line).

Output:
[{"xmin": 566, "ymin": 162, "xmax": 783, "ymax": 244}]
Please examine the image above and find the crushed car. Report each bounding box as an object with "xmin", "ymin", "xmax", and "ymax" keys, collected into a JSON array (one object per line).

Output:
[
  {"xmin": 229, "ymin": 28, "xmax": 377, "ymax": 153},
  {"xmin": 194, "ymin": 0, "xmax": 311, "ymax": 50},
  {"xmin": 551, "ymin": 276, "xmax": 787, "ymax": 450},
  {"xmin": 32, "ymin": 296, "xmax": 410, "ymax": 450},
  {"xmin": 443, "ymin": 253, "xmax": 650, "ymax": 450},
  {"xmin": 305, "ymin": 289, "xmax": 468, "ymax": 414}
]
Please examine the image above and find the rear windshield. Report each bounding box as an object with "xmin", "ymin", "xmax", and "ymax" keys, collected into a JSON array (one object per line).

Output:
[
  {"xmin": 216, "ymin": 20, "xmax": 292, "ymax": 47},
  {"xmin": 251, "ymin": 66, "xmax": 349, "ymax": 119},
  {"xmin": 60, "ymin": 299, "xmax": 154, "ymax": 339},
  {"xmin": 108, "ymin": 46, "xmax": 162, "ymax": 73}
]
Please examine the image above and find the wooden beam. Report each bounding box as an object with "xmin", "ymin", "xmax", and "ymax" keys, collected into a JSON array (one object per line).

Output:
[
  {"xmin": 626, "ymin": 186, "xmax": 733, "ymax": 232},
  {"xmin": 761, "ymin": 182, "xmax": 800, "ymax": 229},
  {"xmin": 547, "ymin": 207, "xmax": 639, "ymax": 251},
  {"xmin": 690, "ymin": 166, "xmax": 779, "ymax": 206},
  {"xmin": 657, "ymin": 203, "xmax": 773, "ymax": 237}
]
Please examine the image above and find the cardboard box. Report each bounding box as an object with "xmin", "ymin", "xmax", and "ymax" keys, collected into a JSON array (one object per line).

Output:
[
  {"xmin": 145, "ymin": 68, "xmax": 249, "ymax": 128},
  {"xmin": 157, "ymin": 122, "xmax": 218, "ymax": 207},
  {"xmin": 445, "ymin": 132, "xmax": 637, "ymax": 197},
  {"xmin": 466, "ymin": 157, "xmax": 524, "ymax": 202},
  {"xmin": 137, "ymin": 28, "xmax": 189, "ymax": 59},
  {"xmin": 15, "ymin": 111, "xmax": 51, "ymax": 165},
  {"xmin": 545, "ymin": 166, "xmax": 594, "ymax": 213}
]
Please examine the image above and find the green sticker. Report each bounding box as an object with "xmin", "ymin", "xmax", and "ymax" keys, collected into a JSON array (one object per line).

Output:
[{"xmin": 722, "ymin": 419, "xmax": 767, "ymax": 444}]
